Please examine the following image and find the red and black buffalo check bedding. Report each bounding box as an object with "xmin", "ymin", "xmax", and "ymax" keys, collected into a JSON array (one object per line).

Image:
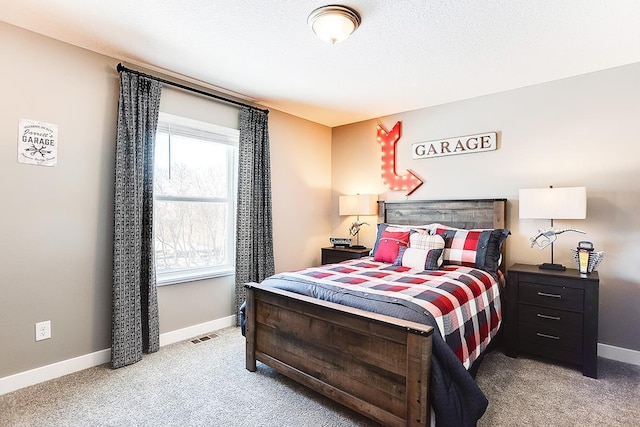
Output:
[{"xmin": 281, "ymin": 257, "xmax": 503, "ymax": 369}]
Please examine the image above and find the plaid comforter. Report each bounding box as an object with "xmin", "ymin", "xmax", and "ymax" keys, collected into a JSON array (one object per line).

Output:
[{"xmin": 276, "ymin": 257, "xmax": 502, "ymax": 369}]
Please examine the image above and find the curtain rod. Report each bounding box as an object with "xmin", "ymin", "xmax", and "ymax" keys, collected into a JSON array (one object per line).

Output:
[{"xmin": 116, "ymin": 63, "xmax": 268, "ymax": 114}]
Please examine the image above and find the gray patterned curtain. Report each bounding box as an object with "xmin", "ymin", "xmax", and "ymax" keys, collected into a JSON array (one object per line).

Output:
[
  {"xmin": 235, "ymin": 107, "xmax": 275, "ymax": 324},
  {"xmin": 111, "ymin": 70, "xmax": 162, "ymax": 368}
]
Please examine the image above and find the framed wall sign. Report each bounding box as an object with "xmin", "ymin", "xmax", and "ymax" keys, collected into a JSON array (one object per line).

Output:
[
  {"xmin": 412, "ymin": 132, "xmax": 497, "ymax": 159},
  {"xmin": 18, "ymin": 118, "xmax": 58, "ymax": 167}
]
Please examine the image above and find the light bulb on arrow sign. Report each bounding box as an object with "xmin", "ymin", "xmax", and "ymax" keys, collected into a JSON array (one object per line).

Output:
[{"xmin": 376, "ymin": 121, "xmax": 423, "ymax": 196}]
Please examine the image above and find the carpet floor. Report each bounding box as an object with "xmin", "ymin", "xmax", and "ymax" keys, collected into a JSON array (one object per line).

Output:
[{"xmin": 1, "ymin": 327, "xmax": 639, "ymax": 426}]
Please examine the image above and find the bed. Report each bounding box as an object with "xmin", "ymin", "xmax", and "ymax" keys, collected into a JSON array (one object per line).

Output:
[{"xmin": 243, "ymin": 199, "xmax": 508, "ymax": 427}]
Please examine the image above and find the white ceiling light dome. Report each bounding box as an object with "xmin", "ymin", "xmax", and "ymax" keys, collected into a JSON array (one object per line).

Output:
[{"xmin": 307, "ymin": 5, "xmax": 361, "ymax": 44}]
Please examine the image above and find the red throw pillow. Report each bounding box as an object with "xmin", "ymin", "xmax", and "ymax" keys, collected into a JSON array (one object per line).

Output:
[{"xmin": 373, "ymin": 230, "xmax": 410, "ymax": 263}]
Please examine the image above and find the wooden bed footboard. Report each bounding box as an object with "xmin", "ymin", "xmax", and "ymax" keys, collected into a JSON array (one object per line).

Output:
[
  {"xmin": 244, "ymin": 199, "xmax": 507, "ymax": 426},
  {"xmin": 245, "ymin": 282, "xmax": 434, "ymax": 427}
]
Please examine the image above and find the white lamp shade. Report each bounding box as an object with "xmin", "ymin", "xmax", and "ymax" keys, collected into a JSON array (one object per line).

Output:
[
  {"xmin": 519, "ymin": 186, "xmax": 587, "ymax": 219},
  {"xmin": 339, "ymin": 194, "xmax": 378, "ymax": 216}
]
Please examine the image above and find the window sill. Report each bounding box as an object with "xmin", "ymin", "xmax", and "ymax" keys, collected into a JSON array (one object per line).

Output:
[{"xmin": 156, "ymin": 268, "xmax": 235, "ymax": 286}]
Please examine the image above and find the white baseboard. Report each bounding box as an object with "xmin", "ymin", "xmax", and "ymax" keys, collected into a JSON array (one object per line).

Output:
[
  {"xmin": 0, "ymin": 316, "xmax": 237, "ymax": 396},
  {"xmin": 0, "ymin": 348, "xmax": 111, "ymax": 397},
  {"xmin": 598, "ymin": 343, "xmax": 640, "ymax": 366}
]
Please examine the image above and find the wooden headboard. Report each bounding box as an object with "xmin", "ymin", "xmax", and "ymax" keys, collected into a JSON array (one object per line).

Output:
[
  {"xmin": 378, "ymin": 198, "xmax": 506, "ymax": 230},
  {"xmin": 378, "ymin": 198, "xmax": 508, "ymax": 273}
]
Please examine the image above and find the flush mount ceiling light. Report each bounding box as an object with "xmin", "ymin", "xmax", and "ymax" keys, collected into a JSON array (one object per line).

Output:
[{"xmin": 307, "ymin": 5, "xmax": 361, "ymax": 44}]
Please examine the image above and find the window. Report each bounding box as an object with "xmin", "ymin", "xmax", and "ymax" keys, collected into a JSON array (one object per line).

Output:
[{"xmin": 153, "ymin": 112, "xmax": 239, "ymax": 285}]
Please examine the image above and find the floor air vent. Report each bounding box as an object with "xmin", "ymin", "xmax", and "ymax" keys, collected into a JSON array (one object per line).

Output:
[{"xmin": 190, "ymin": 333, "xmax": 219, "ymax": 344}]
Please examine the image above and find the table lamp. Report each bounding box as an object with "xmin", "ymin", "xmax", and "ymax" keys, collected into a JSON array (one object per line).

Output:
[
  {"xmin": 339, "ymin": 194, "xmax": 378, "ymax": 249},
  {"xmin": 519, "ymin": 186, "xmax": 587, "ymax": 271}
]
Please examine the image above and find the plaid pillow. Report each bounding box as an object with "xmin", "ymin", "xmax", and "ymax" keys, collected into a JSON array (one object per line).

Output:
[
  {"xmin": 393, "ymin": 246, "xmax": 444, "ymax": 271},
  {"xmin": 434, "ymin": 226, "xmax": 510, "ymax": 276}
]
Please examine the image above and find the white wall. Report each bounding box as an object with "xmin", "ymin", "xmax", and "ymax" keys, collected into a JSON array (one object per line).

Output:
[
  {"xmin": 0, "ymin": 22, "xmax": 332, "ymax": 379},
  {"xmin": 332, "ymin": 63, "xmax": 640, "ymax": 352}
]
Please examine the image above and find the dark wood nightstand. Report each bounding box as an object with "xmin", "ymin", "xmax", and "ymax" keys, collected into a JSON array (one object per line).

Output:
[
  {"xmin": 504, "ymin": 263, "xmax": 599, "ymax": 378},
  {"xmin": 321, "ymin": 246, "xmax": 371, "ymax": 265}
]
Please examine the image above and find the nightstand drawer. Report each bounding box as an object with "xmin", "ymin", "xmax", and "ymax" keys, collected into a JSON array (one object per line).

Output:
[
  {"xmin": 518, "ymin": 304, "xmax": 583, "ymax": 334},
  {"xmin": 321, "ymin": 247, "xmax": 370, "ymax": 265},
  {"xmin": 519, "ymin": 343, "xmax": 582, "ymax": 366},
  {"xmin": 519, "ymin": 282, "xmax": 584, "ymax": 311},
  {"xmin": 323, "ymin": 253, "xmax": 357, "ymax": 264},
  {"xmin": 518, "ymin": 322, "xmax": 583, "ymax": 353}
]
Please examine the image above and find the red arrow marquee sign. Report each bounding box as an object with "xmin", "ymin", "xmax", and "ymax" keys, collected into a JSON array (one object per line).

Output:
[{"xmin": 376, "ymin": 121, "xmax": 423, "ymax": 196}]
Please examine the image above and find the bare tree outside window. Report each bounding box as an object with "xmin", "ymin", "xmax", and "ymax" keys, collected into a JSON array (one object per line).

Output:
[{"xmin": 153, "ymin": 113, "xmax": 238, "ymax": 285}]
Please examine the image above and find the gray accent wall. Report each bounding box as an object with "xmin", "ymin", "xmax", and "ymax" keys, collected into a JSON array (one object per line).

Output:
[
  {"xmin": 0, "ymin": 23, "xmax": 118, "ymax": 377},
  {"xmin": 331, "ymin": 63, "xmax": 640, "ymax": 352}
]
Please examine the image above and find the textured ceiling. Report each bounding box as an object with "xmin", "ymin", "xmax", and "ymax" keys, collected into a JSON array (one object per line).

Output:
[{"xmin": 2, "ymin": 0, "xmax": 640, "ymax": 127}]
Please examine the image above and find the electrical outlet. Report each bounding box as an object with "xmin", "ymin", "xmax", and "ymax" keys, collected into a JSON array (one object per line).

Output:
[{"xmin": 35, "ymin": 320, "xmax": 51, "ymax": 341}]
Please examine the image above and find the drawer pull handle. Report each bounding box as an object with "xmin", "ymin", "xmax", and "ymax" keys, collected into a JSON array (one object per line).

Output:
[
  {"xmin": 537, "ymin": 291, "xmax": 561, "ymax": 299},
  {"xmin": 537, "ymin": 313, "xmax": 561, "ymax": 321},
  {"xmin": 536, "ymin": 332, "xmax": 560, "ymax": 340}
]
